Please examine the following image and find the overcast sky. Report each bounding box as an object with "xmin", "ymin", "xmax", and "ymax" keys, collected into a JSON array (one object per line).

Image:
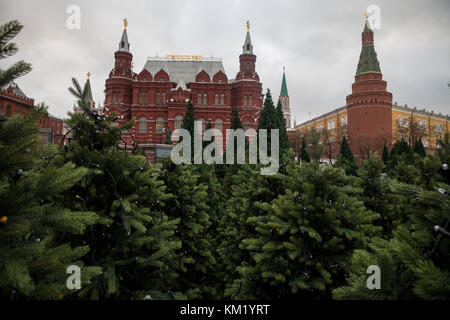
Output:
[{"xmin": 1, "ymin": 0, "xmax": 449, "ymax": 122}]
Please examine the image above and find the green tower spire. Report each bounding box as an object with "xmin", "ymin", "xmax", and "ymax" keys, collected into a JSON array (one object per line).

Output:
[
  {"xmin": 280, "ymin": 66, "xmax": 288, "ymax": 96},
  {"xmin": 85, "ymin": 73, "xmax": 94, "ymax": 104},
  {"xmin": 355, "ymin": 18, "xmax": 381, "ymax": 75}
]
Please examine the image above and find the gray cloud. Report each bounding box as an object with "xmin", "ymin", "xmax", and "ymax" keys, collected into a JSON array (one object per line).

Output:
[{"xmin": 1, "ymin": 0, "xmax": 449, "ymax": 121}]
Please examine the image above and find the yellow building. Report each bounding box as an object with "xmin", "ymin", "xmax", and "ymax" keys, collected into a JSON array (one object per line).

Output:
[{"xmin": 392, "ymin": 102, "xmax": 449, "ymax": 149}]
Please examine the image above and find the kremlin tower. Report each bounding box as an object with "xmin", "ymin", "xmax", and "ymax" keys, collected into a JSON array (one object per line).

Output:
[
  {"xmin": 279, "ymin": 66, "xmax": 291, "ymax": 128},
  {"xmin": 346, "ymin": 17, "xmax": 393, "ymax": 152}
]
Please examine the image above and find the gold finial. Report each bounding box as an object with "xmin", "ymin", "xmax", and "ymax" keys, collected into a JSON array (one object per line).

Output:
[
  {"xmin": 364, "ymin": 12, "xmax": 368, "ymax": 19},
  {"xmin": 123, "ymin": 18, "xmax": 128, "ymax": 30},
  {"xmin": 246, "ymin": 20, "xmax": 250, "ymax": 32},
  {"xmin": 87, "ymin": 72, "xmax": 91, "ymax": 79}
]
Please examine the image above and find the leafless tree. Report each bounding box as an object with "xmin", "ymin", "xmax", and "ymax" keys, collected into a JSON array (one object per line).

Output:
[{"xmin": 394, "ymin": 115, "xmax": 427, "ymax": 145}]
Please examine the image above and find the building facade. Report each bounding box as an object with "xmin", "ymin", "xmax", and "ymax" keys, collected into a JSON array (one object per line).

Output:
[
  {"xmin": 0, "ymin": 79, "xmax": 64, "ymax": 145},
  {"xmin": 103, "ymin": 20, "xmax": 263, "ymax": 154},
  {"xmin": 294, "ymin": 18, "xmax": 449, "ymax": 161}
]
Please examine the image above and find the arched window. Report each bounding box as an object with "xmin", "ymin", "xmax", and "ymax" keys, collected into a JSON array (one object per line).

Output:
[
  {"xmin": 243, "ymin": 120, "xmax": 252, "ymax": 131},
  {"xmin": 5, "ymin": 105, "xmax": 11, "ymax": 116},
  {"xmin": 244, "ymin": 96, "xmax": 247, "ymax": 107},
  {"xmin": 220, "ymin": 94, "xmax": 225, "ymax": 105},
  {"xmin": 198, "ymin": 93, "xmax": 202, "ymax": 105},
  {"xmin": 214, "ymin": 93, "xmax": 219, "ymax": 105},
  {"xmin": 138, "ymin": 117, "xmax": 147, "ymax": 133},
  {"xmin": 156, "ymin": 92, "xmax": 160, "ymax": 105},
  {"xmin": 327, "ymin": 119, "xmax": 332, "ymax": 129},
  {"xmin": 174, "ymin": 115, "xmax": 183, "ymax": 129},
  {"xmin": 162, "ymin": 93, "xmax": 166, "ymax": 105},
  {"xmin": 215, "ymin": 118, "xmax": 223, "ymax": 132},
  {"xmin": 139, "ymin": 91, "xmax": 144, "ymax": 105},
  {"xmin": 249, "ymin": 96, "xmax": 253, "ymax": 106},
  {"xmin": 156, "ymin": 117, "xmax": 165, "ymax": 133},
  {"xmin": 145, "ymin": 92, "xmax": 149, "ymax": 104},
  {"xmin": 203, "ymin": 93, "xmax": 207, "ymax": 105},
  {"xmin": 118, "ymin": 93, "xmax": 121, "ymax": 104},
  {"xmin": 341, "ymin": 115, "xmax": 347, "ymax": 126}
]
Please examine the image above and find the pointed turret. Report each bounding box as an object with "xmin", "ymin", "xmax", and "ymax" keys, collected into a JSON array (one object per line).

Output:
[
  {"xmin": 356, "ymin": 17, "xmax": 381, "ymax": 75},
  {"xmin": 118, "ymin": 18, "xmax": 130, "ymax": 52},
  {"xmin": 280, "ymin": 66, "xmax": 288, "ymax": 97},
  {"xmin": 85, "ymin": 72, "xmax": 94, "ymax": 105},
  {"xmin": 242, "ymin": 21, "xmax": 253, "ymax": 54},
  {"xmin": 105, "ymin": 19, "xmax": 133, "ymax": 123},
  {"xmin": 236, "ymin": 21, "xmax": 258, "ymax": 81},
  {"xmin": 110, "ymin": 18, "xmax": 133, "ymax": 77}
]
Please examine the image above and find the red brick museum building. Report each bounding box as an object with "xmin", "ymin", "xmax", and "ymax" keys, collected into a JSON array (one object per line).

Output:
[
  {"xmin": 0, "ymin": 79, "xmax": 64, "ymax": 145},
  {"xmin": 104, "ymin": 21, "xmax": 263, "ymax": 152}
]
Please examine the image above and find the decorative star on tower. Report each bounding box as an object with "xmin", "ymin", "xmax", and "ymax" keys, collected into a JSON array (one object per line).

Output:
[
  {"xmin": 123, "ymin": 18, "xmax": 128, "ymax": 30},
  {"xmin": 87, "ymin": 72, "xmax": 91, "ymax": 79},
  {"xmin": 246, "ymin": 20, "xmax": 250, "ymax": 32}
]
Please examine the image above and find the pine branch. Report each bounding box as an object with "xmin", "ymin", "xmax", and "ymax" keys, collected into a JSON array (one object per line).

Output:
[
  {"xmin": 0, "ymin": 42, "xmax": 18, "ymax": 59},
  {"xmin": 68, "ymin": 77, "xmax": 83, "ymax": 99},
  {"xmin": 0, "ymin": 60, "xmax": 32, "ymax": 87},
  {"xmin": 0, "ymin": 20, "xmax": 23, "ymax": 48}
]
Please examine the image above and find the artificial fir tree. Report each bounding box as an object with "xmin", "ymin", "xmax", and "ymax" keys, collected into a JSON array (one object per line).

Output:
[
  {"xmin": 230, "ymin": 162, "xmax": 380, "ymax": 299},
  {"xmin": 299, "ymin": 138, "xmax": 311, "ymax": 163},
  {"xmin": 216, "ymin": 163, "xmax": 284, "ymax": 299},
  {"xmin": 160, "ymin": 158, "xmax": 218, "ymax": 299},
  {"xmin": 0, "ymin": 106, "xmax": 101, "ymax": 299},
  {"xmin": 333, "ymin": 179, "xmax": 450, "ymax": 300},
  {"xmin": 50, "ymin": 77, "xmax": 183, "ymax": 299},
  {"xmin": 0, "ymin": 29, "xmax": 100, "ymax": 299},
  {"xmin": 357, "ymin": 153, "xmax": 396, "ymax": 237}
]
